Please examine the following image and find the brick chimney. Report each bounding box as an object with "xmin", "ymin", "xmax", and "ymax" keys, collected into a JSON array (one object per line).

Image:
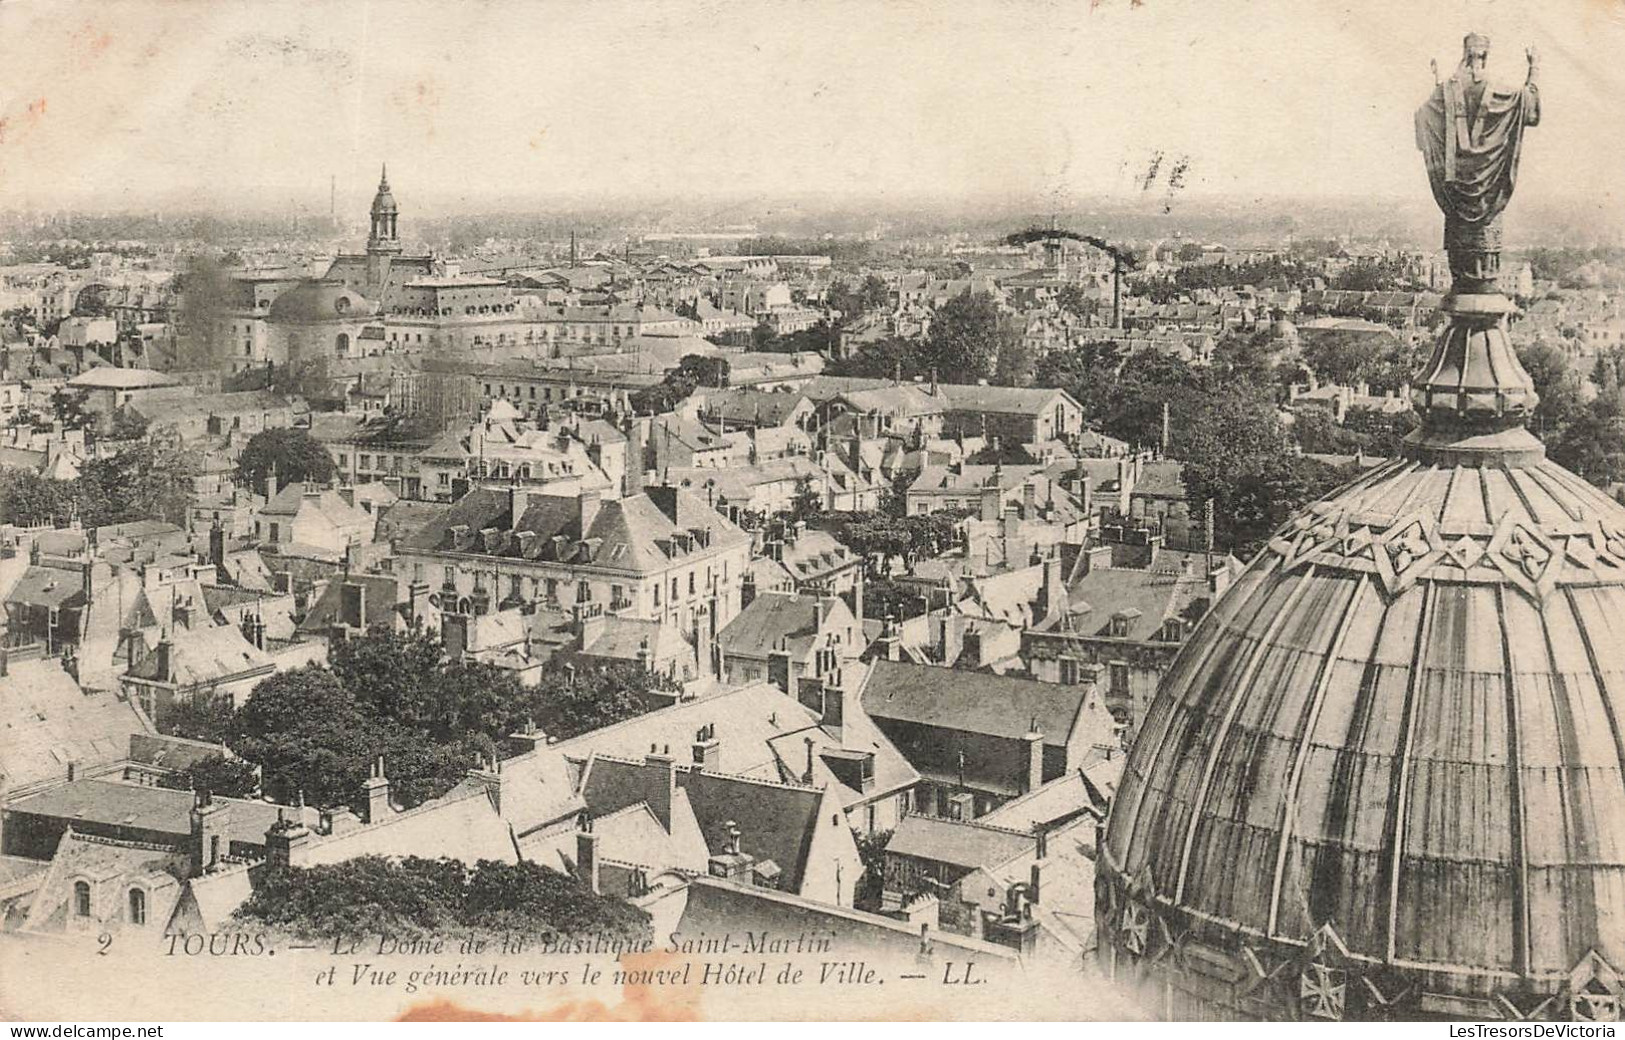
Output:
[
  {"xmin": 362, "ymin": 755, "xmax": 391, "ymax": 823},
  {"xmin": 265, "ymin": 807, "xmax": 311, "ymax": 871},
  {"xmin": 340, "ymin": 580, "xmax": 367, "ymax": 630},
  {"xmin": 645, "ymin": 745, "xmax": 676, "ymax": 832},
  {"xmin": 576, "ymin": 828, "xmax": 600, "ymax": 894},
  {"xmin": 1024, "ymin": 720, "xmax": 1045, "ymax": 793},
  {"xmin": 691, "ymin": 723, "xmax": 720, "ymax": 772},
  {"xmin": 188, "ymin": 789, "xmax": 232, "ymax": 878},
  {"xmin": 707, "ymin": 820, "xmax": 755, "ymax": 881}
]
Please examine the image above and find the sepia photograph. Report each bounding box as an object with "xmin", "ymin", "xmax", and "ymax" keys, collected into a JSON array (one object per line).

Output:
[{"xmin": 0, "ymin": 0, "xmax": 1623, "ymax": 1027}]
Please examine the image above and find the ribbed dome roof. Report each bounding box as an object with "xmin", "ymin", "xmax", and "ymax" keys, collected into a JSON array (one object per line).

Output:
[
  {"xmin": 267, "ymin": 281, "xmax": 374, "ymax": 323},
  {"xmin": 1098, "ymin": 294, "xmax": 1625, "ymax": 1019}
]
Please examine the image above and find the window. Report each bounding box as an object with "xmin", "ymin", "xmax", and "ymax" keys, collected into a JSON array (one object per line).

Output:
[
  {"xmin": 1109, "ymin": 662, "xmax": 1130, "ymax": 697},
  {"xmin": 74, "ymin": 881, "xmax": 91, "ymax": 918},
  {"xmin": 688, "ymin": 572, "xmax": 696, "ymax": 595},
  {"xmin": 577, "ymin": 580, "xmax": 591, "ymax": 602},
  {"xmin": 128, "ymin": 887, "xmax": 146, "ymax": 926}
]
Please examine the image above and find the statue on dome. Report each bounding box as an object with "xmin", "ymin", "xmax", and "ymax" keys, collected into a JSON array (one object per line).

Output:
[{"xmin": 1414, "ymin": 33, "xmax": 1540, "ymax": 292}]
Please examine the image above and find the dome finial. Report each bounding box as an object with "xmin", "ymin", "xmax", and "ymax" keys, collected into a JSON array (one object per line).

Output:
[{"xmin": 379, "ymin": 163, "xmax": 390, "ymax": 191}]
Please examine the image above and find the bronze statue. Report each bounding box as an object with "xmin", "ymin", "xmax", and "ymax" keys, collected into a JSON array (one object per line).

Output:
[{"xmin": 1415, "ymin": 33, "xmax": 1540, "ymax": 292}]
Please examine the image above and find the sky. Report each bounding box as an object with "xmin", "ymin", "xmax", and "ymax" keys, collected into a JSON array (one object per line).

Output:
[{"xmin": 0, "ymin": 0, "xmax": 1622, "ymax": 217}]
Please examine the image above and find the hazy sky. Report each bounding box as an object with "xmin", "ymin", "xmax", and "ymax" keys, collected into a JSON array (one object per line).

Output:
[{"xmin": 1, "ymin": 0, "xmax": 1622, "ymax": 216}]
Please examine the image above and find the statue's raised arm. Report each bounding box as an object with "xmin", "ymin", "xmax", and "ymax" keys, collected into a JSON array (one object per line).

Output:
[{"xmin": 1415, "ymin": 33, "xmax": 1541, "ymax": 292}]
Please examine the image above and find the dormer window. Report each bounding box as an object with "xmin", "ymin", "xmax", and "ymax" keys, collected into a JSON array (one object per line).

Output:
[
  {"xmin": 128, "ymin": 887, "xmax": 146, "ymax": 926},
  {"xmin": 74, "ymin": 880, "xmax": 91, "ymax": 918}
]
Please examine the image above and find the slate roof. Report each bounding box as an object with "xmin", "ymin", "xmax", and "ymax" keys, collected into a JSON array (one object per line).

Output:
[
  {"xmin": 6, "ymin": 780, "xmax": 299, "ymax": 847},
  {"xmin": 297, "ymin": 574, "xmax": 403, "ymax": 633},
  {"xmin": 719, "ymin": 591, "xmax": 847, "ymax": 663},
  {"xmin": 0, "ymin": 659, "xmax": 147, "ymax": 797},
  {"xmin": 886, "ymin": 813, "xmax": 1034, "ymax": 871},
  {"xmin": 860, "ymin": 659, "xmax": 1091, "ymax": 745},
  {"xmin": 124, "ymin": 622, "xmax": 274, "ymax": 686},
  {"xmin": 401, "ymin": 486, "xmax": 747, "ymax": 576},
  {"xmin": 935, "ymin": 384, "xmax": 1076, "ymax": 416},
  {"xmin": 4, "ymin": 564, "xmax": 85, "ymax": 609}
]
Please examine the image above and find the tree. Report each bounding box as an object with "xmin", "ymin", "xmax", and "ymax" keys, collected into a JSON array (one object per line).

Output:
[
  {"xmin": 164, "ymin": 696, "xmax": 238, "ymax": 744},
  {"xmin": 156, "ymin": 754, "xmax": 260, "ymax": 799},
  {"xmin": 0, "ymin": 470, "xmax": 76, "ymax": 527},
  {"xmin": 229, "ymin": 666, "xmax": 378, "ymax": 807},
  {"xmin": 919, "ymin": 291, "xmax": 1013, "ymax": 383},
  {"xmin": 236, "ymin": 427, "xmax": 337, "ymax": 494},
  {"xmin": 852, "ymin": 829, "xmax": 893, "ymax": 911},
  {"xmin": 1517, "ymin": 338, "xmax": 1586, "ymax": 442},
  {"xmin": 826, "ymin": 336, "xmax": 926, "ymax": 381},
  {"xmin": 1551, "ymin": 387, "xmax": 1625, "ymax": 486},
  {"xmin": 991, "ymin": 332, "xmax": 1034, "ymax": 387},
  {"xmin": 234, "ymin": 855, "xmax": 651, "ymax": 943},
  {"xmin": 529, "ymin": 660, "xmax": 671, "ymax": 740},
  {"xmin": 76, "ymin": 440, "xmax": 195, "ymax": 527},
  {"xmin": 48, "ymin": 388, "xmax": 91, "ymax": 431}
]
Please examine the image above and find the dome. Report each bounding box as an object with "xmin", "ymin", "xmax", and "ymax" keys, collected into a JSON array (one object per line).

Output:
[
  {"xmin": 267, "ymin": 281, "xmax": 374, "ymax": 324},
  {"xmin": 1097, "ymin": 293, "xmax": 1625, "ymax": 1021},
  {"xmin": 1269, "ymin": 316, "xmax": 1298, "ymax": 343}
]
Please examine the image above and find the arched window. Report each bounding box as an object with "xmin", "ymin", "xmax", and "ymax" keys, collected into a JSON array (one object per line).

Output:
[
  {"xmin": 128, "ymin": 887, "xmax": 146, "ymax": 926},
  {"xmin": 74, "ymin": 881, "xmax": 91, "ymax": 917},
  {"xmin": 335, "ymin": 332, "xmax": 350, "ymax": 356}
]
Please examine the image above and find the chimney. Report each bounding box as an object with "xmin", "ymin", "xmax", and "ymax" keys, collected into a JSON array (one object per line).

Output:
[
  {"xmin": 66, "ymin": 761, "xmax": 75, "ymax": 781},
  {"xmin": 766, "ymin": 645, "xmax": 796, "ymax": 701},
  {"xmin": 264, "ymin": 462, "xmax": 277, "ymax": 504},
  {"xmin": 646, "ymin": 745, "xmax": 676, "ymax": 832},
  {"xmin": 507, "ymin": 718, "xmax": 547, "ymax": 756},
  {"xmin": 265, "ymin": 808, "xmax": 312, "ymax": 871},
  {"xmin": 1037, "ymin": 553, "xmax": 1063, "ymax": 623},
  {"xmin": 510, "ymin": 484, "xmax": 530, "ymax": 527},
  {"xmin": 576, "ymin": 603, "xmax": 606, "ymax": 651},
  {"xmin": 209, "ymin": 520, "xmax": 225, "ymax": 573},
  {"xmin": 691, "ymin": 723, "xmax": 721, "ymax": 772},
  {"xmin": 442, "ymin": 612, "xmax": 469, "ymax": 660},
  {"xmin": 707, "ymin": 820, "xmax": 756, "ymax": 881},
  {"xmin": 576, "ymin": 828, "xmax": 600, "ymax": 894},
  {"xmin": 340, "ymin": 580, "xmax": 367, "ymax": 630},
  {"xmin": 979, "ymin": 486, "xmax": 1001, "ymax": 523},
  {"xmin": 822, "ymin": 684, "xmax": 844, "ymax": 744},
  {"xmin": 1022, "ymin": 482, "xmax": 1035, "ymax": 517},
  {"xmin": 154, "ymin": 635, "xmax": 174, "ymax": 683},
  {"xmin": 1024, "ymin": 721, "xmax": 1045, "ymax": 793},
  {"xmin": 576, "ymin": 488, "xmax": 602, "ymax": 534},
  {"xmin": 363, "ymin": 755, "xmax": 391, "ymax": 823},
  {"xmin": 188, "ymin": 789, "xmax": 232, "ymax": 878}
]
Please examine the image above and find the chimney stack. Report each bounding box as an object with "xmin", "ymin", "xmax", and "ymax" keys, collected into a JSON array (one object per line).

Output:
[
  {"xmin": 340, "ymin": 580, "xmax": 367, "ymax": 631},
  {"xmin": 189, "ymin": 789, "xmax": 232, "ymax": 878},
  {"xmin": 1024, "ymin": 721, "xmax": 1045, "ymax": 793},
  {"xmin": 576, "ymin": 828, "xmax": 600, "ymax": 894},
  {"xmin": 645, "ymin": 745, "xmax": 676, "ymax": 832},
  {"xmin": 363, "ymin": 756, "xmax": 391, "ymax": 823}
]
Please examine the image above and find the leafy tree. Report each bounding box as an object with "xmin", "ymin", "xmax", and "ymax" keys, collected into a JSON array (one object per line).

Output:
[
  {"xmin": 156, "ymin": 754, "xmax": 260, "ymax": 799},
  {"xmin": 236, "ymin": 427, "xmax": 337, "ymax": 494},
  {"xmin": 1517, "ymin": 339, "xmax": 1586, "ymax": 441},
  {"xmin": 861, "ymin": 579, "xmax": 927, "ymax": 621},
  {"xmin": 165, "ymin": 696, "xmax": 238, "ymax": 744},
  {"xmin": 1054, "ymin": 285, "xmax": 1100, "ymax": 323},
  {"xmin": 530, "ymin": 660, "xmax": 673, "ymax": 740},
  {"xmin": 919, "ymin": 291, "xmax": 1015, "ymax": 383},
  {"xmin": 991, "ymin": 332, "xmax": 1034, "ymax": 387},
  {"xmin": 48, "ymin": 387, "xmax": 91, "ymax": 431},
  {"xmin": 628, "ymin": 354, "xmax": 728, "ymax": 414},
  {"xmin": 76, "ymin": 440, "xmax": 195, "ymax": 527},
  {"xmin": 234, "ymin": 855, "xmax": 651, "ymax": 943},
  {"xmin": 0, "ymin": 470, "xmax": 76, "ymax": 527},
  {"xmin": 1551, "ymin": 387, "xmax": 1625, "ymax": 485},
  {"xmin": 853, "ymin": 829, "xmax": 893, "ymax": 911},
  {"xmin": 826, "ymin": 336, "xmax": 926, "ymax": 381},
  {"xmin": 229, "ymin": 666, "xmax": 378, "ymax": 807}
]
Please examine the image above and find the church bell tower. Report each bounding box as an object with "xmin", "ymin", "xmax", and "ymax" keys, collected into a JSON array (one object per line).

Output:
[{"xmin": 366, "ymin": 164, "xmax": 401, "ymax": 290}]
